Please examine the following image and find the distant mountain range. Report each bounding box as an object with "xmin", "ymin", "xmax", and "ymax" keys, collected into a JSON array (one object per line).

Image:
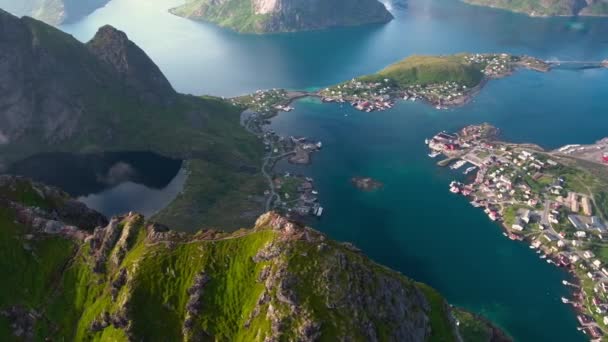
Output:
[
  {"xmin": 463, "ymin": 0, "xmax": 608, "ymax": 17},
  {"xmin": 170, "ymin": 0, "xmax": 394, "ymax": 33},
  {"xmin": 0, "ymin": 0, "xmax": 109, "ymax": 25}
]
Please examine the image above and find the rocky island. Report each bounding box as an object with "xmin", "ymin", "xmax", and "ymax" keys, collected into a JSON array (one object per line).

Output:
[
  {"xmin": 351, "ymin": 177, "xmax": 384, "ymax": 191},
  {"xmin": 169, "ymin": 0, "xmax": 394, "ymax": 33},
  {"xmin": 319, "ymin": 53, "xmax": 550, "ymax": 111},
  {"xmin": 0, "ymin": 175, "xmax": 507, "ymax": 341},
  {"xmin": 0, "ymin": 0, "xmax": 109, "ymax": 25},
  {"xmin": 462, "ymin": 0, "xmax": 608, "ymax": 17},
  {"xmin": 428, "ymin": 123, "xmax": 608, "ymax": 339}
]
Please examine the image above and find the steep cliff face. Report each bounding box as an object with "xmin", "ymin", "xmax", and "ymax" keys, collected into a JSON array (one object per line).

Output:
[
  {"xmin": 170, "ymin": 0, "xmax": 394, "ymax": 33},
  {"xmin": 463, "ymin": 0, "xmax": 608, "ymax": 17},
  {"xmin": 0, "ymin": 10, "xmax": 176, "ymax": 148},
  {"xmin": 0, "ymin": 0, "xmax": 109, "ymax": 25},
  {"xmin": 0, "ymin": 176, "xmax": 507, "ymax": 341}
]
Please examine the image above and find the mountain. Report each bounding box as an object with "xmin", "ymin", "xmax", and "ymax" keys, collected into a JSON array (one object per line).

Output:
[
  {"xmin": 0, "ymin": 175, "xmax": 508, "ymax": 341},
  {"xmin": 0, "ymin": 10, "xmax": 265, "ymax": 230},
  {"xmin": 463, "ymin": 0, "xmax": 608, "ymax": 17},
  {"xmin": 170, "ymin": 0, "xmax": 394, "ymax": 33},
  {"xmin": 0, "ymin": 0, "xmax": 109, "ymax": 25}
]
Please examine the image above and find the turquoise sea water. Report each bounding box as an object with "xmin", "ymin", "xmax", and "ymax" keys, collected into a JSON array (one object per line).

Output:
[{"xmin": 59, "ymin": 0, "xmax": 608, "ymax": 340}]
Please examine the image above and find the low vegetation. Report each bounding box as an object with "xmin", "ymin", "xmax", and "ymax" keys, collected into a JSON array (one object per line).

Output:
[{"xmin": 0, "ymin": 176, "xmax": 504, "ymax": 341}]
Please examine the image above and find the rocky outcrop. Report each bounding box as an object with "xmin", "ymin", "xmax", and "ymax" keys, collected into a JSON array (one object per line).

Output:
[
  {"xmin": 0, "ymin": 178, "xmax": 506, "ymax": 341},
  {"xmin": 170, "ymin": 0, "xmax": 394, "ymax": 33},
  {"xmin": 0, "ymin": 0, "xmax": 109, "ymax": 26}
]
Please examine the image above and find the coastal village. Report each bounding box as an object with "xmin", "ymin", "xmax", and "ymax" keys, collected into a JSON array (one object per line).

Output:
[
  {"xmin": 318, "ymin": 53, "xmax": 550, "ymax": 111},
  {"xmin": 234, "ymin": 89, "xmax": 325, "ymax": 219},
  {"xmin": 428, "ymin": 123, "xmax": 608, "ymax": 340}
]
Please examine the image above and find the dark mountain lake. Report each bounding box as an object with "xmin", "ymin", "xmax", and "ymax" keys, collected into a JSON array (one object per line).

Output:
[{"xmin": 9, "ymin": 151, "xmax": 185, "ymax": 218}]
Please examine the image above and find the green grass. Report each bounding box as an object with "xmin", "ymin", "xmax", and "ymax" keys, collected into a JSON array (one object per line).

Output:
[
  {"xmin": 360, "ymin": 55, "xmax": 484, "ymax": 88},
  {"xmin": 453, "ymin": 309, "xmax": 493, "ymax": 342},
  {"xmin": 416, "ymin": 284, "xmax": 457, "ymax": 342},
  {"xmin": 0, "ymin": 209, "xmax": 76, "ymax": 308}
]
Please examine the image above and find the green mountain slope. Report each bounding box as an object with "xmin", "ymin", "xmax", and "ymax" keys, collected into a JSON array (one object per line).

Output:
[
  {"xmin": 360, "ymin": 55, "xmax": 485, "ymax": 88},
  {"xmin": 170, "ymin": 0, "xmax": 394, "ymax": 33},
  {"xmin": 0, "ymin": 176, "xmax": 508, "ymax": 341},
  {"xmin": 0, "ymin": 0, "xmax": 109, "ymax": 25},
  {"xmin": 0, "ymin": 10, "xmax": 265, "ymax": 230},
  {"xmin": 463, "ymin": 0, "xmax": 608, "ymax": 17}
]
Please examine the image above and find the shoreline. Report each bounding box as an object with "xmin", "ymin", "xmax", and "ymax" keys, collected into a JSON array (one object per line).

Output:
[{"xmin": 430, "ymin": 124, "xmax": 608, "ymax": 339}]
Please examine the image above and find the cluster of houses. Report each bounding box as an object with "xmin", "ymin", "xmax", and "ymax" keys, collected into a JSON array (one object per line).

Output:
[
  {"xmin": 320, "ymin": 79, "xmax": 397, "ymax": 112},
  {"xmin": 463, "ymin": 53, "xmax": 515, "ymax": 77},
  {"xmin": 235, "ymin": 88, "xmax": 290, "ymax": 116},
  {"xmin": 405, "ymin": 81, "xmax": 468, "ymax": 108},
  {"xmin": 273, "ymin": 173, "xmax": 323, "ymax": 218},
  {"xmin": 429, "ymin": 124, "xmax": 608, "ymax": 337}
]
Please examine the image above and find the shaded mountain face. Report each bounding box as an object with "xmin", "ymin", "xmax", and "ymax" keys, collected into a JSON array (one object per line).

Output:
[
  {"xmin": 0, "ymin": 9, "xmax": 175, "ymax": 151},
  {"xmin": 86, "ymin": 25, "xmax": 177, "ymax": 107},
  {"xmin": 170, "ymin": 0, "xmax": 394, "ymax": 33},
  {"xmin": 0, "ymin": 176, "xmax": 508, "ymax": 341},
  {"xmin": 0, "ymin": 0, "xmax": 109, "ymax": 25}
]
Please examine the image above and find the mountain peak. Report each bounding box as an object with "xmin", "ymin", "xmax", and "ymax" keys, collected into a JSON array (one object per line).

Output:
[{"xmin": 87, "ymin": 25, "xmax": 176, "ymax": 106}]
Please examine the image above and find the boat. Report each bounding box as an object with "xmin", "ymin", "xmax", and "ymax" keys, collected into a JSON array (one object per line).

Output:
[
  {"xmin": 562, "ymin": 297, "xmax": 569, "ymax": 303},
  {"xmin": 450, "ymin": 160, "xmax": 467, "ymax": 170},
  {"xmin": 540, "ymin": 254, "xmax": 547, "ymax": 259},
  {"xmin": 428, "ymin": 151, "xmax": 441, "ymax": 158},
  {"xmin": 425, "ymin": 138, "xmax": 429, "ymax": 145},
  {"xmin": 562, "ymin": 280, "xmax": 569, "ymax": 285},
  {"xmin": 463, "ymin": 166, "xmax": 477, "ymax": 175}
]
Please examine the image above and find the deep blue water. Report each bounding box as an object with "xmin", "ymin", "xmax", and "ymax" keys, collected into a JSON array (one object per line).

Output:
[{"xmin": 58, "ymin": 0, "xmax": 608, "ymax": 340}]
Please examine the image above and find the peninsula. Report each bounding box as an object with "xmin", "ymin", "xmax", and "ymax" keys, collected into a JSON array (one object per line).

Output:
[
  {"xmin": 169, "ymin": 0, "xmax": 393, "ymax": 33},
  {"xmin": 428, "ymin": 123, "xmax": 608, "ymax": 339},
  {"xmin": 0, "ymin": 175, "xmax": 507, "ymax": 341},
  {"xmin": 462, "ymin": 0, "xmax": 608, "ymax": 17},
  {"xmin": 319, "ymin": 53, "xmax": 550, "ymax": 111},
  {"xmin": 0, "ymin": 0, "xmax": 109, "ymax": 25}
]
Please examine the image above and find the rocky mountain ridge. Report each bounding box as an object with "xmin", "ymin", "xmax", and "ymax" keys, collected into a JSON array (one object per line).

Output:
[
  {"xmin": 0, "ymin": 175, "xmax": 508, "ymax": 341},
  {"xmin": 170, "ymin": 0, "xmax": 394, "ymax": 33}
]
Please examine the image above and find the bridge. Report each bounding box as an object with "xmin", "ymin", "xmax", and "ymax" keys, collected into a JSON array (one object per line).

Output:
[{"xmin": 545, "ymin": 60, "xmax": 604, "ymax": 65}]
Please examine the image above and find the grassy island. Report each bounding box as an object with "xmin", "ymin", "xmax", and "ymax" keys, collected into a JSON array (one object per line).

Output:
[{"xmin": 319, "ymin": 53, "xmax": 550, "ymax": 111}]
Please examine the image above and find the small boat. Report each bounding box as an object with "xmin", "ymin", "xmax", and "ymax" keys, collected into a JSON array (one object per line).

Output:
[
  {"xmin": 428, "ymin": 151, "xmax": 441, "ymax": 158},
  {"xmin": 540, "ymin": 254, "xmax": 547, "ymax": 259},
  {"xmin": 463, "ymin": 166, "xmax": 477, "ymax": 175},
  {"xmin": 450, "ymin": 160, "xmax": 467, "ymax": 170},
  {"xmin": 562, "ymin": 280, "xmax": 568, "ymax": 285},
  {"xmin": 561, "ymin": 297, "xmax": 569, "ymax": 303},
  {"xmin": 425, "ymin": 138, "xmax": 429, "ymax": 145}
]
